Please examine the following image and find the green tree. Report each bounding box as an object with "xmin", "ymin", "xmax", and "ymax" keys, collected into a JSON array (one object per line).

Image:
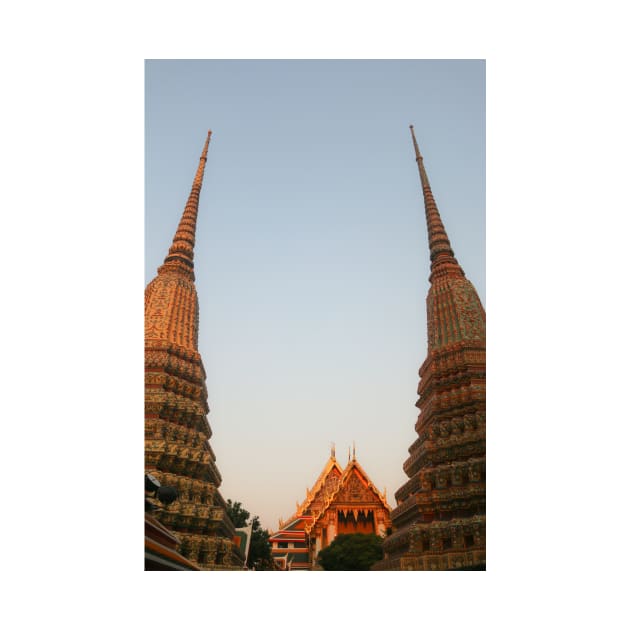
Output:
[
  {"xmin": 226, "ymin": 499, "xmax": 250, "ymax": 527},
  {"xmin": 317, "ymin": 533, "xmax": 384, "ymax": 571},
  {"xmin": 248, "ymin": 516, "xmax": 274, "ymax": 570},
  {"xmin": 226, "ymin": 499, "xmax": 274, "ymax": 570}
]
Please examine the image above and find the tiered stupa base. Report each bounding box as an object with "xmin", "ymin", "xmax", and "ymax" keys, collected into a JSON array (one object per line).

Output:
[{"xmin": 375, "ymin": 515, "xmax": 485, "ymax": 570}]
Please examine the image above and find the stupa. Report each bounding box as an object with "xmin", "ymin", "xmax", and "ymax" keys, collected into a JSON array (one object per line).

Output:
[
  {"xmin": 374, "ymin": 126, "xmax": 486, "ymax": 570},
  {"xmin": 144, "ymin": 131, "xmax": 243, "ymax": 570}
]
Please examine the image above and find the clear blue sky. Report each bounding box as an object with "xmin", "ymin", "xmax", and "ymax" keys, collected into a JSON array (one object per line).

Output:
[{"xmin": 145, "ymin": 60, "xmax": 485, "ymax": 531}]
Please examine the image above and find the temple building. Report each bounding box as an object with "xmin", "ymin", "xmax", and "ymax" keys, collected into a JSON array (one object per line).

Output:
[
  {"xmin": 144, "ymin": 131, "xmax": 244, "ymax": 570},
  {"xmin": 145, "ymin": 512, "xmax": 200, "ymax": 571},
  {"xmin": 374, "ymin": 126, "xmax": 486, "ymax": 571},
  {"xmin": 270, "ymin": 447, "xmax": 392, "ymax": 570}
]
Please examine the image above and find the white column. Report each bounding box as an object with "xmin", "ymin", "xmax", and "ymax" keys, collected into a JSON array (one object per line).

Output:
[
  {"xmin": 375, "ymin": 510, "xmax": 385, "ymax": 536},
  {"xmin": 327, "ymin": 521, "xmax": 336, "ymax": 544}
]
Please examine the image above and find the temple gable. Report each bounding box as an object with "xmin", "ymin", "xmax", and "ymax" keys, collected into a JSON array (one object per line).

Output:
[{"xmin": 270, "ymin": 451, "xmax": 391, "ymax": 569}]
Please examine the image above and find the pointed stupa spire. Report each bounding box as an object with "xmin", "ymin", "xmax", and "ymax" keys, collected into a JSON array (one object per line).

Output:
[
  {"xmin": 159, "ymin": 130, "xmax": 212, "ymax": 279},
  {"xmin": 409, "ymin": 125, "xmax": 464, "ymax": 281}
]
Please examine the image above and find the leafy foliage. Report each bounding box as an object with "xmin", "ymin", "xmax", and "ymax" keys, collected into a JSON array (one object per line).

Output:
[
  {"xmin": 317, "ymin": 533, "xmax": 384, "ymax": 571},
  {"xmin": 226, "ymin": 499, "xmax": 250, "ymax": 527},
  {"xmin": 248, "ymin": 516, "xmax": 275, "ymax": 570},
  {"xmin": 226, "ymin": 499, "xmax": 274, "ymax": 570}
]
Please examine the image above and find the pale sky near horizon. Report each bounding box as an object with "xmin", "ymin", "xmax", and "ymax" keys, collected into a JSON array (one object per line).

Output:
[{"xmin": 145, "ymin": 59, "xmax": 485, "ymax": 531}]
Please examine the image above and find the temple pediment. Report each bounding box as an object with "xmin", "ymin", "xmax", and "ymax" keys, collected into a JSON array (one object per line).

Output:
[{"xmin": 270, "ymin": 450, "xmax": 392, "ymax": 569}]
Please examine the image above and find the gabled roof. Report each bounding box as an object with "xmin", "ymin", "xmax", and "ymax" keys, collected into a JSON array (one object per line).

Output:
[
  {"xmin": 339, "ymin": 457, "xmax": 389, "ymax": 507},
  {"xmin": 288, "ymin": 454, "xmax": 344, "ymax": 523},
  {"xmin": 269, "ymin": 515, "xmax": 313, "ymax": 542},
  {"xmin": 274, "ymin": 450, "xmax": 392, "ymax": 538},
  {"xmin": 303, "ymin": 454, "xmax": 391, "ymax": 535}
]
